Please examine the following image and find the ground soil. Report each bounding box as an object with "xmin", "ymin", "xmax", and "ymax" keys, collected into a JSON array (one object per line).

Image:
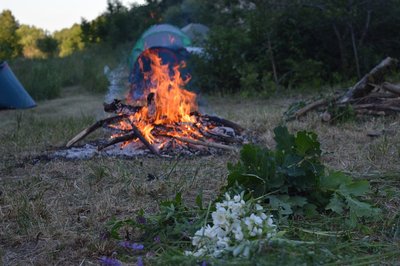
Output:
[{"xmin": 1, "ymin": 87, "xmax": 399, "ymax": 265}]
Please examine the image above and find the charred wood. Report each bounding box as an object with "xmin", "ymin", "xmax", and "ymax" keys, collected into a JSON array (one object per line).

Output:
[
  {"xmin": 97, "ymin": 132, "xmax": 137, "ymax": 151},
  {"xmin": 104, "ymin": 99, "xmax": 142, "ymax": 114},
  {"xmin": 196, "ymin": 113, "xmax": 244, "ymax": 134}
]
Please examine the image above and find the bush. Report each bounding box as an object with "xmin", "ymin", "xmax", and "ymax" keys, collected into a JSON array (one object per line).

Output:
[{"xmin": 10, "ymin": 44, "xmax": 129, "ymax": 100}]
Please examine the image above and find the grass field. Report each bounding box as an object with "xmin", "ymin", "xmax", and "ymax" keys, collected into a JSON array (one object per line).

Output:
[{"xmin": 1, "ymin": 87, "xmax": 399, "ymax": 265}]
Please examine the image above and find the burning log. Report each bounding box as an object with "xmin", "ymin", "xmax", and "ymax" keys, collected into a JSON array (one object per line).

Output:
[
  {"xmin": 129, "ymin": 122, "xmax": 160, "ymax": 156},
  {"xmin": 98, "ymin": 131, "xmax": 137, "ymax": 151}
]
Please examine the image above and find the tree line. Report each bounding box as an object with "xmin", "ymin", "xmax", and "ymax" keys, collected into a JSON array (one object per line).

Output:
[{"xmin": 1, "ymin": 0, "xmax": 400, "ymax": 93}]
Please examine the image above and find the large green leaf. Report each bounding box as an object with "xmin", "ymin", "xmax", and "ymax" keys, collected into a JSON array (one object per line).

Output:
[
  {"xmin": 346, "ymin": 196, "xmax": 378, "ymax": 218},
  {"xmin": 295, "ymin": 131, "xmax": 321, "ymax": 157},
  {"xmin": 325, "ymin": 193, "xmax": 345, "ymax": 214},
  {"xmin": 274, "ymin": 125, "xmax": 295, "ymax": 152},
  {"xmin": 320, "ymin": 171, "xmax": 352, "ymax": 189},
  {"xmin": 339, "ymin": 180, "xmax": 370, "ymax": 197}
]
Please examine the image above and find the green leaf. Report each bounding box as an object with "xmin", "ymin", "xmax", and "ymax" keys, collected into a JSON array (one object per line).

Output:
[
  {"xmin": 303, "ymin": 203, "xmax": 318, "ymax": 217},
  {"xmin": 175, "ymin": 192, "xmax": 182, "ymax": 205},
  {"xmin": 295, "ymin": 131, "xmax": 321, "ymax": 157},
  {"xmin": 346, "ymin": 196, "xmax": 377, "ymax": 218},
  {"xmin": 288, "ymin": 196, "xmax": 308, "ymax": 207},
  {"xmin": 325, "ymin": 193, "xmax": 345, "ymax": 214},
  {"xmin": 274, "ymin": 125, "xmax": 295, "ymax": 152},
  {"xmin": 320, "ymin": 171, "xmax": 352, "ymax": 189},
  {"xmin": 282, "ymin": 154, "xmax": 305, "ymax": 177},
  {"xmin": 267, "ymin": 195, "xmax": 293, "ymax": 215},
  {"xmin": 339, "ymin": 180, "xmax": 370, "ymax": 197},
  {"xmin": 195, "ymin": 193, "xmax": 203, "ymax": 209}
]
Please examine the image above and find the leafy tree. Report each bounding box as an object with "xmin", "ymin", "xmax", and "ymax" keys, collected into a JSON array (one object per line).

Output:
[
  {"xmin": 36, "ymin": 35, "xmax": 59, "ymax": 58},
  {"xmin": 16, "ymin": 25, "xmax": 46, "ymax": 58},
  {"xmin": 54, "ymin": 24, "xmax": 84, "ymax": 57},
  {"xmin": 0, "ymin": 10, "xmax": 21, "ymax": 59}
]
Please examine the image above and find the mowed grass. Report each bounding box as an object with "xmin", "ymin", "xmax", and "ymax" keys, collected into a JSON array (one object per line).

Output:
[{"xmin": 0, "ymin": 88, "xmax": 399, "ymax": 265}]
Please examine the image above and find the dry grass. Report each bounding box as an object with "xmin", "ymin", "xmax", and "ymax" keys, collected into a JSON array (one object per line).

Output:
[{"xmin": 1, "ymin": 89, "xmax": 399, "ymax": 265}]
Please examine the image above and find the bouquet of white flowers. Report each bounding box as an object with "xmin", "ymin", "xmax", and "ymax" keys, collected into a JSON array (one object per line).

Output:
[{"xmin": 185, "ymin": 193, "xmax": 278, "ymax": 258}]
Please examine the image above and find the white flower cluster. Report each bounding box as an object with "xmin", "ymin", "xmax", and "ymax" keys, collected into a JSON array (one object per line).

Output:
[{"xmin": 185, "ymin": 193, "xmax": 277, "ymax": 258}]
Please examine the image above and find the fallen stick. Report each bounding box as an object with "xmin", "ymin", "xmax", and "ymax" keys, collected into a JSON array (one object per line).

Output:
[
  {"xmin": 293, "ymin": 98, "xmax": 328, "ymax": 119},
  {"xmin": 353, "ymin": 103, "xmax": 400, "ymax": 112},
  {"xmin": 66, "ymin": 114, "xmax": 128, "ymax": 148},
  {"xmin": 381, "ymin": 82, "xmax": 400, "ymax": 96},
  {"xmin": 291, "ymin": 95, "xmax": 340, "ymax": 120},
  {"xmin": 200, "ymin": 114, "xmax": 244, "ymax": 134},
  {"xmin": 355, "ymin": 109, "xmax": 386, "ymax": 116},
  {"xmin": 340, "ymin": 57, "xmax": 399, "ymax": 103},
  {"xmin": 160, "ymin": 134, "xmax": 237, "ymax": 151}
]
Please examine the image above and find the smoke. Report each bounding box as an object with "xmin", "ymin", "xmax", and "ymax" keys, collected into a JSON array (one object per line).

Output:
[{"xmin": 103, "ymin": 64, "xmax": 129, "ymax": 103}]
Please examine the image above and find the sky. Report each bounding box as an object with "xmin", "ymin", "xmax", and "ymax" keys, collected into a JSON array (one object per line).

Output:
[{"xmin": 0, "ymin": 0, "xmax": 146, "ymax": 32}]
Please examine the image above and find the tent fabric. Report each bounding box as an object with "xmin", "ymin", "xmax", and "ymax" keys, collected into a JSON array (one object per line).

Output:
[
  {"xmin": 181, "ymin": 23, "xmax": 209, "ymax": 45},
  {"xmin": 128, "ymin": 24, "xmax": 192, "ymax": 71},
  {"xmin": 0, "ymin": 61, "xmax": 36, "ymax": 109}
]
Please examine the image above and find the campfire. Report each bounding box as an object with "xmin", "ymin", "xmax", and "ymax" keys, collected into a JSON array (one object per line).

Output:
[{"xmin": 66, "ymin": 49, "xmax": 244, "ymax": 157}]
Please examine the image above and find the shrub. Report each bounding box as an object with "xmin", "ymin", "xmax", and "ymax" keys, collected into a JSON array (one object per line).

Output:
[{"xmin": 225, "ymin": 126, "xmax": 380, "ymax": 225}]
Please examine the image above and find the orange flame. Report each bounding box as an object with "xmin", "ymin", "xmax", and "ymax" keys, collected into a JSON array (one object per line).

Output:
[{"xmin": 113, "ymin": 49, "xmax": 198, "ymax": 145}]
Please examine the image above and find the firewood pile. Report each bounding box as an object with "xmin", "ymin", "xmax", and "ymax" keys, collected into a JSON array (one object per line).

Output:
[
  {"xmin": 287, "ymin": 57, "xmax": 400, "ymax": 122},
  {"xmin": 65, "ymin": 97, "xmax": 245, "ymax": 157}
]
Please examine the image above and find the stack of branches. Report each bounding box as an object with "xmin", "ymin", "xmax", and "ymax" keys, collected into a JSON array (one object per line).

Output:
[
  {"xmin": 288, "ymin": 57, "xmax": 400, "ymax": 122},
  {"xmin": 66, "ymin": 96, "xmax": 245, "ymax": 157}
]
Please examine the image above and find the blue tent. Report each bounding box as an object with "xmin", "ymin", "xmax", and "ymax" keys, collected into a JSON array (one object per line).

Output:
[{"xmin": 0, "ymin": 61, "xmax": 36, "ymax": 109}]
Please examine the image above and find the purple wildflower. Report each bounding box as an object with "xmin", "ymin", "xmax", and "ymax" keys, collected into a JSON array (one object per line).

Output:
[
  {"xmin": 131, "ymin": 243, "xmax": 144, "ymax": 250},
  {"xmin": 119, "ymin": 241, "xmax": 144, "ymax": 251},
  {"xmin": 201, "ymin": 261, "xmax": 207, "ymax": 266},
  {"xmin": 99, "ymin": 256, "xmax": 122, "ymax": 266},
  {"xmin": 119, "ymin": 240, "xmax": 131, "ymax": 248},
  {"xmin": 136, "ymin": 216, "xmax": 146, "ymax": 224},
  {"xmin": 137, "ymin": 256, "xmax": 144, "ymax": 266},
  {"xmin": 153, "ymin": 235, "xmax": 161, "ymax": 244}
]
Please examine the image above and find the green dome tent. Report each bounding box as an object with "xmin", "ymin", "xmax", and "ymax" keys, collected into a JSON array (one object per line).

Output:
[
  {"xmin": 128, "ymin": 24, "xmax": 192, "ymax": 71},
  {"xmin": 0, "ymin": 61, "xmax": 36, "ymax": 109}
]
